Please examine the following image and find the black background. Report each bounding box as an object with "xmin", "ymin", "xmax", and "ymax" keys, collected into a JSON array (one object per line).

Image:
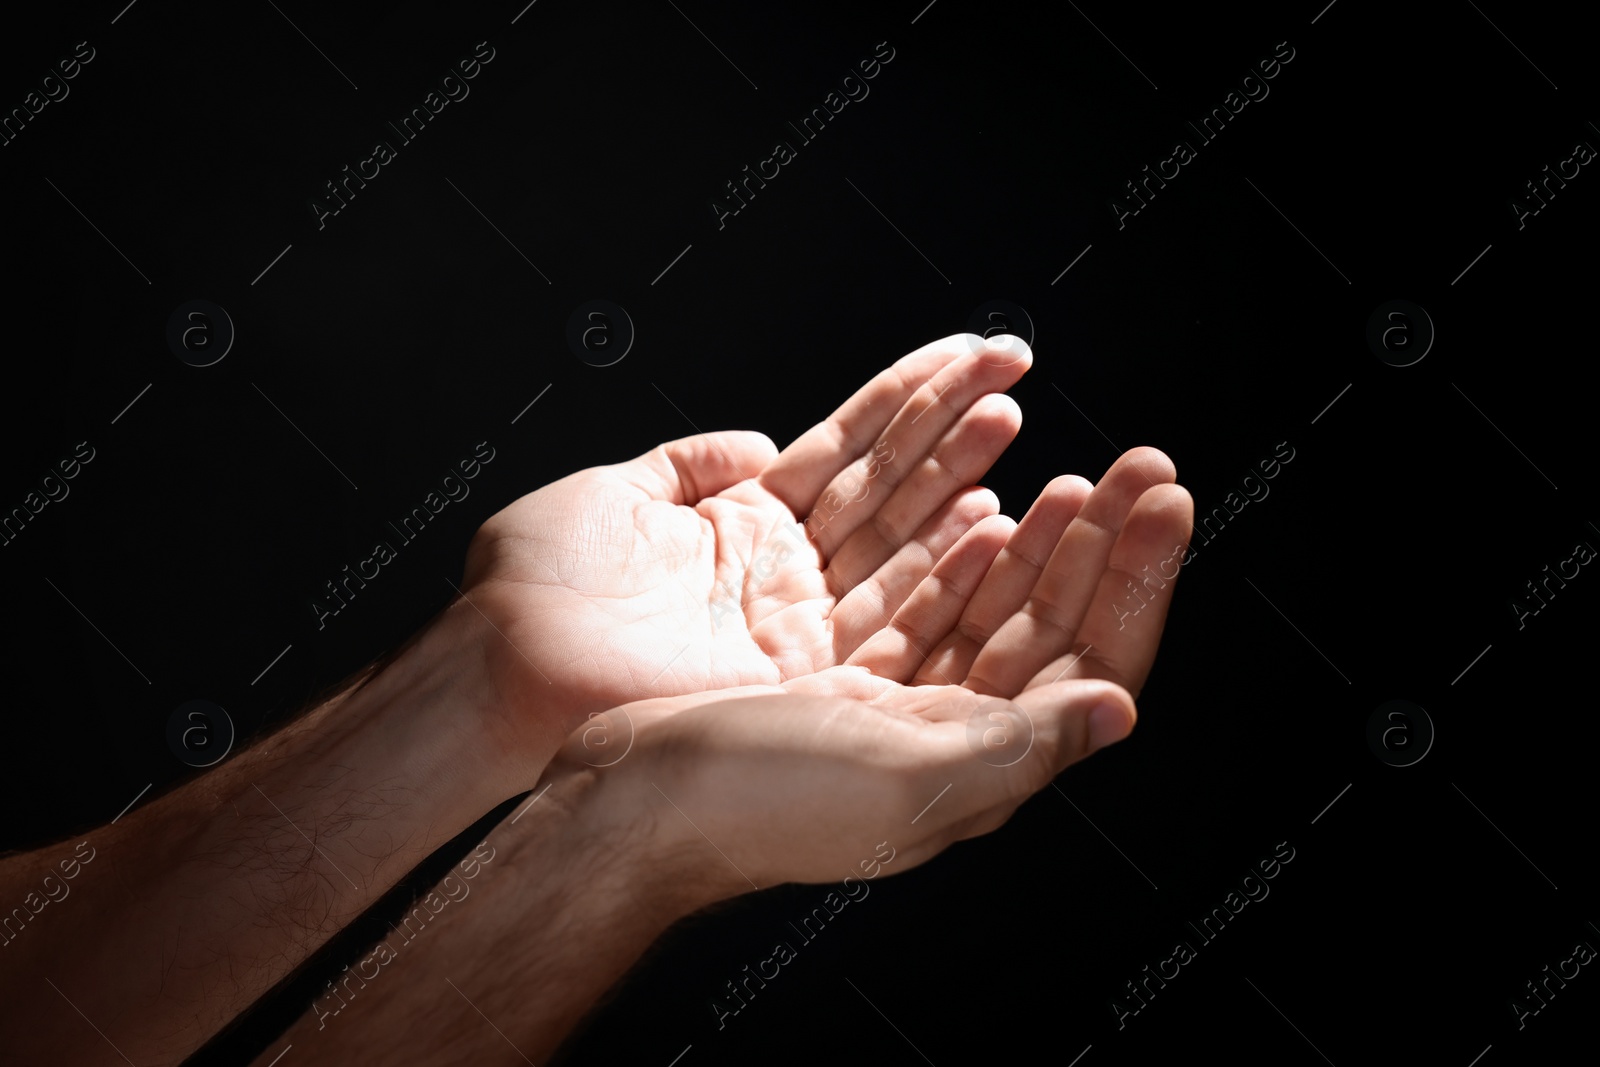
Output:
[{"xmin": 2, "ymin": 1, "xmax": 1595, "ymax": 1064}]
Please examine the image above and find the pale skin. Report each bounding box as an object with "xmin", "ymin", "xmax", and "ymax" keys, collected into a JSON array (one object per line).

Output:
[
  {"xmin": 460, "ymin": 332, "xmax": 1046, "ymax": 757},
  {"xmin": 255, "ymin": 397, "xmax": 1193, "ymax": 1061},
  {"xmin": 250, "ymin": 680, "xmax": 1157, "ymax": 1066},
  {"xmin": 0, "ymin": 334, "xmax": 1192, "ymax": 1066}
]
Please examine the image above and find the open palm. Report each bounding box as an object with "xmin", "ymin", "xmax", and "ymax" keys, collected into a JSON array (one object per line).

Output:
[
  {"xmin": 460, "ymin": 335, "xmax": 1035, "ymax": 746},
  {"xmin": 546, "ymin": 443, "xmax": 1195, "ymax": 891}
]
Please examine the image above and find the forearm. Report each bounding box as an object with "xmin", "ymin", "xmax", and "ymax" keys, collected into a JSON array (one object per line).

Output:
[
  {"xmin": 0, "ymin": 597, "xmax": 530, "ymax": 1066},
  {"xmin": 256, "ymin": 760, "xmax": 711, "ymax": 1066},
  {"xmin": 249, "ymin": 669, "xmax": 1144, "ymax": 1064}
]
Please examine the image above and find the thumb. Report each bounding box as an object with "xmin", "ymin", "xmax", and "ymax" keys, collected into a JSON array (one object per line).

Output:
[
  {"xmin": 1015, "ymin": 678, "xmax": 1137, "ymax": 781},
  {"xmin": 943, "ymin": 679, "xmax": 1136, "ymax": 821},
  {"xmin": 613, "ymin": 430, "xmax": 779, "ymax": 504}
]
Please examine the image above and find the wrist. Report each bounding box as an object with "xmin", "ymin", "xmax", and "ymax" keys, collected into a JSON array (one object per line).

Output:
[
  {"xmin": 337, "ymin": 595, "xmax": 534, "ymax": 815},
  {"xmin": 455, "ymin": 584, "xmax": 597, "ymax": 775},
  {"xmin": 561, "ymin": 721, "xmax": 755, "ymax": 919}
]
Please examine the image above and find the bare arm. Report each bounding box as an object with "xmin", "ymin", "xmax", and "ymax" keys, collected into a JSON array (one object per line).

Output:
[
  {"xmin": 256, "ymin": 444, "xmax": 1192, "ymax": 1065},
  {"xmin": 0, "ymin": 335, "xmax": 1102, "ymax": 1065},
  {"xmin": 0, "ymin": 598, "xmax": 536, "ymax": 1066},
  {"xmin": 247, "ymin": 677, "xmax": 1145, "ymax": 1066},
  {"xmin": 248, "ymin": 752, "xmax": 708, "ymax": 1066},
  {"xmin": 0, "ymin": 336, "xmax": 1021, "ymax": 1065}
]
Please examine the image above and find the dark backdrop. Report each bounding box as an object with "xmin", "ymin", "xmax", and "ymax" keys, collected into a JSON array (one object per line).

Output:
[{"xmin": 2, "ymin": 1, "xmax": 1594, "ymax": 1064}]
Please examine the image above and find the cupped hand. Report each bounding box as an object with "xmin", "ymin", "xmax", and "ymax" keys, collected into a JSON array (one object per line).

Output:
[
  {"xmin": 547, "ymin": 447, "xmax": 1194, "ymax": 897},
  {"xmin": 461, "ymin": 334, "xmax": 1033, "ymax": 756},
  {"xmin": 549, "ymin": 681, "xmax": 1132, "ymax": 904}
]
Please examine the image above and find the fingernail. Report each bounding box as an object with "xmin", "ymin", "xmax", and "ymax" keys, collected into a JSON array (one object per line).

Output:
[{"xmin": 1087, "ymin": 700, "xmax": 1133, "ymax": 753}]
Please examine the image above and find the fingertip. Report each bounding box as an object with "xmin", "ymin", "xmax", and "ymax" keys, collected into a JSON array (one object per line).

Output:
[
  {"xmin": 956, "ymin": 484, "xmax": 1002, "ymax": 519},
  {"xmin": 1042, "ymin": 473, "xmax": 1094, "ymax": 506},
  {"xmin": 1087, "ymin": 693, "xmax": 1136, "ymax": 753},
  {"xmin": 973, "ymin": 512, "xmax": 1019, "ymax": 541},
  {"xmin": 1120, "ymin": 445, "xmax": 1177, "ymax": 484},
  {"xmin": 1016, "ymin": 680, "xmax": 1137, "ymax": 767},
  {"xmin": 969, "ymin": 333, "xmax": 1033, "ymax": 372},
  {"xmin": 1134, "ymin": 481, "xmax": 1194, "ymax": 521},
  {"xmin": 968, "ymin": 390, "xmax": 1024, "ymax": 431},
  {"xmin": 946, "ymin": 512, "xmax": 1018, "ymax": 567},
  {"xmin": 1047, "ymin": 472, "xmax": 1093, "ymax": 492},
  {"xmin": 938, "ymin": 395, "xmax": 1022, "ymax": 495},
  {"xmin": 745, "ymin": 430, "xmax": 781, "ymax": 465}
]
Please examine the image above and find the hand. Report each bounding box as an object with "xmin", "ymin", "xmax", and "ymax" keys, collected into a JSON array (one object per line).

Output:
[
  {"xmin": 551, "ymin": 446, "xmax": 1193, "ymax": 898},
  {"xmin": 232, "ymin": 440, "xmax": 1191, "ymax": 1067},
  {"xmin": 461, "ymin": 334, "xmax": 1035, "ymax": 760}
]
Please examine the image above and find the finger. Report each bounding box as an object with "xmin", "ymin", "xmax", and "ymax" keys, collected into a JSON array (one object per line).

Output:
[
  {"xmin": 899, "ymin": 678, "xmax": 1135, "ymax": 843},
  {"xmin": 1018, "ymin": 678, "xmax": 1137, "ymax": 774},
  {"xmin": 914, "ymin": 474, "xmax": 1092, "ymax": 685},
  {"xmin": 823, "ymin": 391, "xmax": 1023, "ymax": 593},
  {"xmin": 826, "ymin": 486, "xmax": 1002, "ymax": 661},
  {"xmin": 611, "ymin": 430, "xmax": 779, "ymax": 504},
  {"xmin": 964, "ymin": 447, "xmax": 1175, "ymax": 697},
  {"xmin": 757, "ymin": 337, "xmax": 969, "ymax": 516},
  {"xmin": 1026, "ymin": 483, "xmax": 1193, "ymax": 700},
  {"xmin": 844, "ymin": 512, "xmax": 1014, "ymax": 683},
  {"xmin": 801, "ymin": 338, "xmax": 1032, "ymax": 560}
]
